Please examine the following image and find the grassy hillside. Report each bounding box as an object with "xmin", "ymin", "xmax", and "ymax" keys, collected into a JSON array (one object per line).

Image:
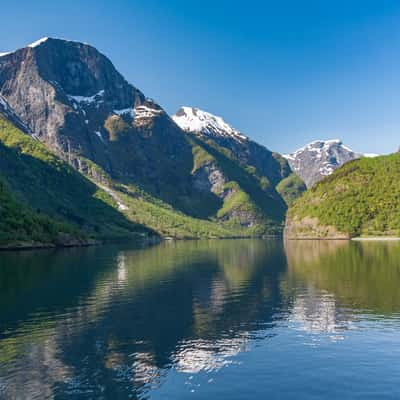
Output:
[
  {"xmin": 189, "ymin": 137, "xmax": 291, "ymax": 234},
  {"xmin": 276, "ymin": 173, "xmax": 307, "ymax": 207},
  {"xmin": 0, "ymin": 176, "xmax": 87, "ymax": 247},
  {"xmin": 0, "ymin": 115, "xmax": 153, "ymax": 242},
  {"xmin": 287, "ymin": 154, "xmax": 400, "ymax": 237}
]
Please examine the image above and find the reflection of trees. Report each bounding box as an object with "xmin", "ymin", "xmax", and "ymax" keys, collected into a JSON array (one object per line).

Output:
[
  {"xmin": 285, "ymin": 239, "xmax": 400, "ymax": 315},
  {"xmin": 0, "ymin": 240, "xmax": 288, "ymax": 399}
]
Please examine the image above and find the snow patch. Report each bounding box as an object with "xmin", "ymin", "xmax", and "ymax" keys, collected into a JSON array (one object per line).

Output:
[
  {"xmin": 67, "ymin": 90, "xmax": 105, "ymax": 105},
  {"xmin": 1, "ymin": 37, "xmax": 89, "ymax": 59},
  {"xmin": 363, "ymin": 153, "xmax": 379, "ymax": 158},
  {"xmin": 0, "ymin": 96, "xmax": 9, "ymax": 110},
  {"xmin": 134, "ymin": 104, "xmax": 163, "ymax": 119},
  {"xmin": 28, "ymin": 37, "xmax": 50, "ymax": 48},
  {"xmin": 94, "ymin": 131, "xmax": 105, "ymax": 143},
  {"xmin": 172, "ymin": 106, "xmax": 248, "ymax": 142},
  {"xmin": 286, "ymin": 139, "xmax": 356, "ymax": 161},
  {"xmin": 114, "ymin": 108, "xmax": 135, "ymax": 118}
]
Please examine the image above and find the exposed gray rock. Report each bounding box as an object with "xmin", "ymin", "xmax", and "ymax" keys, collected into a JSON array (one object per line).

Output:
[
  {"xmin": 192, "ymin": 161, "xmax": 227, "ymax": 196},
  {"xmin": 0, "ymin": 38, "xmax": 194, "ymax": 205},
  {"xmin": 283, "ymin": 140, "xmax": 360, "ymax": 187},
  {"xmin": 0, "ymin": 94, "xmax": 33, "ymax": 135}
]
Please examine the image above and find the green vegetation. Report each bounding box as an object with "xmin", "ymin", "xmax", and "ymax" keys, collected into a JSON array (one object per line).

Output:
[
  {"xmin": 191, "ymin": 144, "xmax": 214, "ymax": 173},
  {"xmin": 0, "ymin": 115, "xmax": 152, "ymax": 242},
  {"xmin": 276, "ymin": 173, "xmax": 307, "ymax": 207},
  {"xmin": 119, "ymin": 189, "xmax": 247, "ymax": 238},
  {"xmin": 192, "ymin": 138, "xmax": 287, "ymax": 231},
  {"xmin": 288, "ymin": 154, "xmax": 400, "ymax": 237},
  {"xmin": 286, "ymin": 240, "xmax": 400, "ymax": 314},
  {"xmin": 0, "ymin": 176, "xmax": 84, "ymax": 246}
]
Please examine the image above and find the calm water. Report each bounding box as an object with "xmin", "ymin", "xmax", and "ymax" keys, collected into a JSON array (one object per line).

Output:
[{"xmin": 1, "ymin": 239, "xmax": 400, "ymax": 399}]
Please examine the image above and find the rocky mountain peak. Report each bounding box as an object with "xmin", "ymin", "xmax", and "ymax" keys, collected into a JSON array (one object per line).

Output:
[
  {"xmin": 0, "ymin": 37, "xmax": 166, "ymax": 157},
  {"xmin": 0, "ymin": 37, "xmax": 194, "ymax": 203},
  {"xmin": 283, "ymin": 139, "xmax": 361, "ymax": 187}
]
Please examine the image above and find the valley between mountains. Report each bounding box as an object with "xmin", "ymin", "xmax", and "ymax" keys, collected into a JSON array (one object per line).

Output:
[{"xmin": 0, "ymin": 37, "xmax": 397, "ymax": 247}]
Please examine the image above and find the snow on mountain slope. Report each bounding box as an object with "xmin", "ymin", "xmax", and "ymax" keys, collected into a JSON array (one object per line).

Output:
[
  {"xmin": 283, "ymin": 140, "xmax": 361, "ymax": 188},
  {"xmin": 172, "ymin": 107, "xmax": 247, "ymax": 142}
]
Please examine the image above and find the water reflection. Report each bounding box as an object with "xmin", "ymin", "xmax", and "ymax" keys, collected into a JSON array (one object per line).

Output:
[
  {"xmin": 1, "ymin": 239, "xmax": 400, "ymax": 399},
  {"xmin": 285, "ymin": 239, "xmax": 400, "ymax": 314}
]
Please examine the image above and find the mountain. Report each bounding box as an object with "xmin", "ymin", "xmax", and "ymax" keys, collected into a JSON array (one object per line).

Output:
[
  {"xmin": 172, "ymin": 107, "xmax": 291, "ymax": 186},
  {"xmin": 283, "ymin": 139, "xmax": 361, "ymax": 187},
  {"xmin": 285, "ymin": 153, "xmax": 400, "ymax": 239},
  {"xmin": 173, "ymin": 106, "xmax": 306, "ymax": 208},
  {"xmin": 0, "ymin": 38, "xmax": 296, "ymax": 239}
]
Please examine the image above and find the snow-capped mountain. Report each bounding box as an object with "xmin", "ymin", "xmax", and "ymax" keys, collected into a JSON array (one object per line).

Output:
[
  {"xmin": 172, "ymin": 106, "xmax": 290, "ymax": 186},
  {"xmin": 172, "ymin": 107, "xmax": 248, "ymax": 143},
  {"xmin": 283, "ymin": 140, "xmax": 361, "ymax": 187}
]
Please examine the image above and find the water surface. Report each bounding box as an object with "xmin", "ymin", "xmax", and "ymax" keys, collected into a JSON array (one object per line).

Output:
[{"xmin": 1, "ymin": 239, "xmax": 400, "ymax": 399}]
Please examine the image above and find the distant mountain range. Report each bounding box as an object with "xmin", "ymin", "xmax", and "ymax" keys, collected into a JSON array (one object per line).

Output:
[{"xmin": 283, "ymin": 140, "xmax": 378, "ymax": 187}]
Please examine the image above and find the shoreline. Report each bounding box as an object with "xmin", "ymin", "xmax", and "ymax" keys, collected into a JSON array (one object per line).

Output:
[
  {"xmin": 2, "ymin": 235, "xmax": 399, "ymax": 251},
  {"xmin": 352, "ymin": 237, "xmax": 400, "ymax": 241},
  {"xmin": 0, "ymin": 235, "xmax": 162, "ymax": 252}
]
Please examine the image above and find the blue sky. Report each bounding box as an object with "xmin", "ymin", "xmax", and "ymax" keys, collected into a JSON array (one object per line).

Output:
[{"xmin": 1, "ymin": 0, "xmax": 400, "ymax": 154}]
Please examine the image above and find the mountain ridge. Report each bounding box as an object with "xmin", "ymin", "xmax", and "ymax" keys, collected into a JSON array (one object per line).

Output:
[
  {"xmin": 283, "ymin": 139, "xmax": 378, "ymax": 187},
  {"xmin": 0, "ymin": 37, "xmax": 298, "ymax": 241}
]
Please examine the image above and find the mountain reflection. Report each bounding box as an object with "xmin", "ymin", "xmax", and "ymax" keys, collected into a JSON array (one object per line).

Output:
[
  {"xmin": 1, "ymin": 239, "xmax": 400, "ymax": 399},
  {"xmin": 285, "ymin": 239, "xmax": 400, "ymax": 315}
]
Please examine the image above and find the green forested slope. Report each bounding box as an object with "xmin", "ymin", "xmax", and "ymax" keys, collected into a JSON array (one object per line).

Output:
[
  {"xmin": 276, "ymin": 173, "xmax": 307, "ymax": 207},
  {"xmin": 0, "ymin": 176, "xmax": 86, "ymax": 247},
  {"xmin": 0, "ymin": 115, "xmax": 153, "ymax": 244},
  {"xmin": 287, "ymin": 154, "xmax": 400, "ymax": 237}
]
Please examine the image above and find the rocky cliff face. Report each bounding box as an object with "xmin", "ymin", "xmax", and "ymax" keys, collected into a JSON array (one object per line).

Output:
[
  {"xmin": 284, "ymin": 216, "xmax": 350, "ymax": 240},
  {"xmin": 0, "ymin": 94, "xmax": 33, "ymax": 135},
  {"xmin": 1, "ymin": 39, "xmax": 191, "ymax": 179},
  {"xmin": 283, "ymin": 140, "xmax": 360, "ymax": 187},
  {"xmin": 0, "ymin": 38, "xmax": 198, "ymax": 209}
]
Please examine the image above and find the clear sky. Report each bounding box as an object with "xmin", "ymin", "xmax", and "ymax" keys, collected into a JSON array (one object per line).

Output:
[{"xmin": 1, "ymin": 0, "xmax": 400, "ymax": 154}]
